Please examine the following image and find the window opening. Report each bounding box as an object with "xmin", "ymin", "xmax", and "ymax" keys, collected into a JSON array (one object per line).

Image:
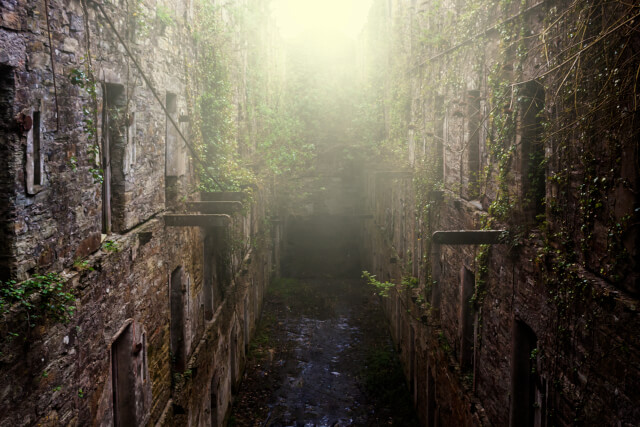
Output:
[
  {"xmin": 460, "ymin": 267, "xmax": 475, "ymax": 371},
  {"xmin": 102, "ymin": 83, "xmax": 126, "ymax": 234},
  {"xmin": 510, "ymin": 319, "xmax": 538, "ymax": 427},
  {"xmin": 170, "ymin": 266, "xmax": 186, "ymax": 372},
  {"xmin": 165, "ymin": 92, "xmax": 181, "ymax": 206},
  {"xmin": 203, "ymin": 234, "xmax": 214, "ymax": 320},
  {"xmin": 435, "ymin": 95, "xmax": 445, "ymax": 182},
  {"xmin": 520, "ymin": 81, "xmax": 545, "ymax": 218},
  {"xmin": 33, "ymin": 111, "xmax": 41, "ymax": 186},
  {"xmin": 427, "ymin": 368, "xmax": 436, "ymax": 427},
  {"xmin": 466, "ymin": 90, "xmax": 481, "ymax": 198},
  {"xmin": 210, "ymin": 375, "xmax": 218, "ymax": 426},
  {"xmin": 111, "ymin": 323, "xmax": 136, "ymax": 427}
]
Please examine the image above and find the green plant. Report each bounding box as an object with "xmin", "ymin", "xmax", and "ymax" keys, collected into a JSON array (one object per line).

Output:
[
  {"xmin": 156, "ymin": 5, "xmax": 174, "ymax": 28},
  {"xmin": 68, "ymin": 64, "xmax": 103, "ymax": 184},
  {"xmin": 73, "ymin": 258, "xmax": 93, "ymax": 271},
  {"xmin": 69, "ymin": 155, "xmax": 78, "ymax": 172},
  {"xmin": 102, "ymin": 240, "xmax": 120, "ymax": 253},
  {"xmin": 361, "ymin": 271, "xmax": 395, "ymax": 297},
  {"xmin": 78, "ymin": 388, "xmax": 84, "ymax": 398},
  {"xmin": 401, "ymin": 276, "xmax": 419, "ymax": 289},
  {"xmin": 0, "ymin": 273, "xmax": 76, "ymax": 333}
]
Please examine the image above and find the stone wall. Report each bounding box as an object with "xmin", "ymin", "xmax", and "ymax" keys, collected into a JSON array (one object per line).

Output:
[
  {"xmin": 0, "ymin": 0, "xmax": 280, "ymax": 425},
  {"xmin": 361, "ymin": 0, "xmax": 640, "ymax": 425}
]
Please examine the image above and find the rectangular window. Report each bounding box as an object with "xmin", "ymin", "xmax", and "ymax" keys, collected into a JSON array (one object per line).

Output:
[
  {"xmin": 203, "ymin": 234, "xmax": 215, "ymax": 320},
  {"xmin": 0, "ymin": 65, "xmax": 15, "ymax": 282},
  {"xmin": 466, "ymin": 90, "xmax": 481, "ymax": 199},
  {"xmin": 520, "ymin": 81, "xmax": 545, "ymax": 218},
  {"xmin": 230, "ymin": 323, "xmax": 238, "ymax": 391},
  {"xmin": 426, "ymin": 367, "xmax": 436, "ymax": 427},
  {"xmin": 102, "ymin": 83, "xmax": 126, "ymax": 234},
  {"xmin": 244, "ymin": 297, "xmax": 249, "ymax": 355},
  {"xmin": 459, "ymin": 267, "xmax": 476, "ymax": 371},
  {"xmin": 435, "ymin": 95, "xmax": 445, "ymax": 182},
  {"xmin": 210, "ymin": 374, "xmax": 219, "ymax": 426},
  {"xmin": 33, "ymin": 111, "xmax": 41, "ymax": 186},
  {"xmin": 170, "ymin": 266, "xmax": 186, "ymax": 372},
  {"xmin": 25, "ymin": 102, "xmax": 43, "ymax": 195},
  {"xmin": 165, "ymin": 93, "xmax": 181, "ymax": 206}
]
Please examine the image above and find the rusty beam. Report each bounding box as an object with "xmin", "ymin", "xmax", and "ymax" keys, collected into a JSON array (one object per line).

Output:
[
  {"xmin": 432, "ymin": 230, "xmax": 506, "ymax": 245},
  {"xmin": 185, "ymin": 201, "xmax": 243, "ymax": 215},
  {"xmin": 200, "ymin": 191, "xmax": 246, "ymax": 202},
  {"xmin": 164, "ymin": 214, "xmax": 231, "ymax": 228}
]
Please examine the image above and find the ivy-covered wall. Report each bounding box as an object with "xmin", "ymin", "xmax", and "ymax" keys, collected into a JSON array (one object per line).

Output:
[
  {"xmin": 0, "ymin": 0, "xmax": 284, "ymax": 425},
  {"xmin": 360, "ymin": 0, "xmax": 639, "ymax": 424}
]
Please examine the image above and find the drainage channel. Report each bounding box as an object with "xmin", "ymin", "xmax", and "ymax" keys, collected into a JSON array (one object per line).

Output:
[{"xmin": 229, "ymin": 277, "xmax": 419, "ymax": 426}]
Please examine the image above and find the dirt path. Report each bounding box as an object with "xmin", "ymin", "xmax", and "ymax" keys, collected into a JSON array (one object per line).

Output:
[{"xmin": 229, "ymin": 278, "xmax": 418, "ymax": 426}]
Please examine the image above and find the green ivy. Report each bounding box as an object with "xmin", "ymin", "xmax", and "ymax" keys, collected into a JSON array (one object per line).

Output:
[{"xmin": 0, "ymin": 273, "xmax": 76, "ymax": 333}]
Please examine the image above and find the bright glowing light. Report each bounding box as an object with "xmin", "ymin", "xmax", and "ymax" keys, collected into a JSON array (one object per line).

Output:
[{"xmin": 270, "ymin": 0, "xmax": 373, "ymax": 41}]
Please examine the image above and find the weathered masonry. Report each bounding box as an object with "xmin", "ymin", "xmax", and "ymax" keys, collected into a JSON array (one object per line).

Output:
[
  {"xmin": 359, "ymin": 0, "xmax": 639, "ymax": 425},
  {"xmin": 0, "ymin": 1, "xmax": 280, "ymax": 425}
]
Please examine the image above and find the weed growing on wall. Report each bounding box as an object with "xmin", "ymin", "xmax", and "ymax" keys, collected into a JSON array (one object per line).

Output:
[{"xmin": 0, "ymin": 273, "xmax": 76, "ymax": 338}]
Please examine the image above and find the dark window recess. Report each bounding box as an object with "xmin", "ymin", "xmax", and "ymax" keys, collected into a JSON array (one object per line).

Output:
[
  {"xmin": 244, "ymin": 297, "xmax": 251, "ymax": 355},
  {"xmin": 230, "ymin": 324, "xmax": 238, "ymax": 391},
  {"xmin": 111, "ymin": 323, "xmax": 136, "ymax": 427},
  {"xmin": 203, "ymin": 233, "xmax": 215, "ymax": 321},
  {"xmin": 170, "ymin": 266, "xmax": 186, "ymax": 373},
  {"xmin": 427, "ymin": 368, "xmax": 436, "ymax": 427},
  {"xmin": 510, "ymin": 319, "xmax": 538, "ymax": 427},
  {"xmin": 210, "ymin": 375, "xmax": 218, "ymax": 426},
  {"xmin": 466, "ymin": 90, "xmax": 481, "ymax": 199},
  {"xmin": 520, "ymin": 81, "xmax": 545, "ymax": 218},
  {"xmin": 102, "ymin": 83, "xmax": 126, "ymax": 234},
  {"xmin": 410, "ymin": 326, "xmax": 416, "ymax": 398},
  {"xmin": 435, "ymin": 95, "xmax": 445, "ymax": 182},
  {"xmin": 214, "ymin": 228, "xmax": 232, "ymax": 299},
  {"xmin": 460, "ymin": 267, "xmax": 476, "ymax": 371},
  {"xmin": 165, "ymin": 92, "xmax": 182, "ymax": 206},
  {"xmin": 33, "ymin": 111, "xmax": 41, "ymax": 186},
  {"xmin": 0, "ymin": 65, "xmax": 16, "ymax": 281}
]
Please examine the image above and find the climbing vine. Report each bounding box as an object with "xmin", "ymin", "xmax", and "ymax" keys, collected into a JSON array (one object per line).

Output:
[{"xmin": 0, "ymin": 273, "xmax": 76, "ymax": 340}]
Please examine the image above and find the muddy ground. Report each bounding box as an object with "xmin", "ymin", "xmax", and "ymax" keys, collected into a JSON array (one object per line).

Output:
[{"xmin": 229, "ymin": 277, "xmax": 419, "ymax": 426}]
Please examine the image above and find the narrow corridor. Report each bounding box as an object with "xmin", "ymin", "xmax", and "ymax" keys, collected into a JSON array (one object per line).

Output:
[{"xmin": 230, "ymin": 278, "xmax": 419, "ymax": 426}]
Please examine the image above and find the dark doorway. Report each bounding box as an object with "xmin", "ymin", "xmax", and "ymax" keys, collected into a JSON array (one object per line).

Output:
[
  {"xmin": 170, "ymin": 266, "xmax": 186, "ymax": 372},
  {"xmin": 111, "ymin": 323, "xmax": 136, "ymax": 427}
]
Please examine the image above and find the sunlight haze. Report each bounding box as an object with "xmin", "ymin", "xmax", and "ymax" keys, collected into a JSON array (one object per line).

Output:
[{"xmin": 270, "ymin": 0, "xmax": 373, "ymax": 40}]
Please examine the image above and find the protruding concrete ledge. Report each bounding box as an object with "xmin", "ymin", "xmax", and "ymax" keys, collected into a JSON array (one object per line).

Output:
[
  {"xmin": 432, "ymin": 230, "xmax": 506, "ymax": 245},
  {"xmin": 185, "ymin": 201, "xmax": 243, "ymax": 215},
  {"xmin": 200, "ymin": 191, "xmax": 246, "ymax": 202},
  {"xmin": 164, "ymin": 214, "xmax": 231, "ymax": 227}
]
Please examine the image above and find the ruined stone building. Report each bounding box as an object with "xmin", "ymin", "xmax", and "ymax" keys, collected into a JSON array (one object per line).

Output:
[
  {"xmin": 357, "ymin": 0, "xmax": 640, "ymax": 425},
  {"xmin": 0, "ymin": 0, "xmax": 639, "ymax": 426},
  {"xmin": 0, "ymin": 0, "xmax": 281, "ymax": 425}
]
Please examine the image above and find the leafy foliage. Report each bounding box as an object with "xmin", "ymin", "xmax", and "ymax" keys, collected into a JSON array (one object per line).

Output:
[{"xmin": 0, "ymin": 273, "xmax": 76, "ymax": 333}]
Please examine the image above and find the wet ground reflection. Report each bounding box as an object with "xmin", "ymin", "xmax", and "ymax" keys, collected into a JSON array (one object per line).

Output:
[{"xmin": 230, "ymin": 278, "xmax": 419, "ymax": 426}]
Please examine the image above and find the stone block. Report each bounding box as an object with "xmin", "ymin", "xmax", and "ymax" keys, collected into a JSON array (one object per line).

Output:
[{"xmin": 1, "ymin": 11, "xmax": 21, "ymax": 31}]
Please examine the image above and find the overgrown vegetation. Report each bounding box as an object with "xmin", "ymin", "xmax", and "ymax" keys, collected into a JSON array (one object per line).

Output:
[
  {"xmin": 0, "ymin": 273, "xmax": 76, "ymax": 338},
  {"xmin": 361, "ymin": 0, "xmax": 638, "ymax": 421},
  {"xmin": 360, "ymin": 345, "xmax": 420, "ymax": 426}
]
